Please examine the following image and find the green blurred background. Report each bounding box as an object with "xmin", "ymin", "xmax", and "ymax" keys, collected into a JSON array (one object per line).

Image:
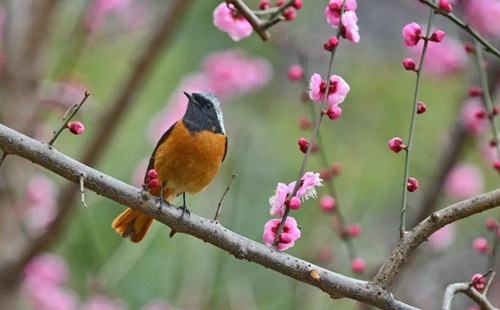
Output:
[{"xmin": 26, "ymin": 0, "xmax": 500, "ymax": 309}]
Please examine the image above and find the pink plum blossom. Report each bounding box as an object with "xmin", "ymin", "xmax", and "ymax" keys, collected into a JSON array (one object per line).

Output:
[
  {"xmin": 428, "ymin": 223, "xmax": 456, "ymax": 250},
  {"xmin": 461, "ymin": 98, "xmax": 488, "ymax": 135},
  {"xmin": 319, "ymin": 195, "xmax": 336, "ymax": 211},
  {"xmin": 23, "ymin": 254, "xmax": 78, "ymax": 310},
  {"xmin": 388, "ymin": 137, "xmax": 405, "ymax": 153},
  {"xmin": 351, "ymin": 257, "xmax": 366, "ymax": 273},
  {"xmin": 202, "ymin": 50, "xmax": 272, "ymax": 99},
  {"xmin": 471, "ymin": 273, "xmax": 486, "ymax": 291},
  {"xmin": 29, "ymin": 285, "xmax": 78, "ymax": 310},
  {"xmin": 402, "ymin": 22, "xmax": 422, "ymax": 46},
  {"xmin": 296, "ymin": 172, "xmax": 322, "ymax": 199},
  {"xmin": 263, "ymin": 216, "xmax": 301, "ymax": 250},
  {"xmin": 309, "ymin": 73, "xmax": 350, "ymax": 107},
  {"xmin": 348, "ymin": 223, "xmax": 362, "ymax": 237},
  {"xmin": 444, "ymin": 162, "xmax": 484, "ymax": 200},
  {"xmin": 464, "ymin": 0, "xmax": 500, "ymax": 37},
  {"xmin": 407, "ymin": 177, "xmax": 418, "ymax": 192},
  {"xmin": 213, "ymin": 3, "xmax": 253, "ymax": 41},
  {"xmin": 269, "ymin": 173, "xmax": 322, "ymax": 216},
  {"xmin": 429, "ymin": 30, "xmax": 446, "ymax": 42},
  {"xmin": 409, "ymin": 36, "xmax": 467, "ymax": 76},
  {"xmin": 269, "ymin": 182, "xmax": 295, "ymax": 216},
  {"xmin": 288, "ymin": 64, "xmax": 304, "ymax": 81},
  {"xmin": 485, "ymin": 217, "xmax": 498, "ymax": 231},
  {"xmin": 439, "ymin": 0, "xmax": 452, "ymax": 12},
  {"xmin": 288, "ymin": 197, "xmax": 301, "ymax": 210},
  {"xmin": 325, "ymin": 0, "xmax": 357, "ymax": 27},
  {"xmin": 473, "ymin": 237, "xmax": 490, "ymax": 254},
  {"xmin": 326, "ymin": 105, "xmax": 342, "ymax": 120},
  {"xmin": 341, "ymin": 11, "xmax": 360, "ymax": 43},
  {"xmin": 67, "ymin": 121, "xmax": 85, "ymax": 135},
  {"xmin": 23, "ymin": 253, "xmax": 69, "ymax": 288}
]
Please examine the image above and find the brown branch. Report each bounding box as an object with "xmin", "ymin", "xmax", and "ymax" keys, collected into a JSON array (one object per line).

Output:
[
  {"xmin": 442, "ymin": 283, "xmax": 498, "ymax": 310},
  {"xmin": 374, "ymin": 192, "xmax": 500, "ymax": 288},
  {"xmin": 226, "ymin": 0, "xmax": 270, "ymax": 41},
  {"xmin": 0, "ymin": 123, "xmax": 419, "ymax": 310}
]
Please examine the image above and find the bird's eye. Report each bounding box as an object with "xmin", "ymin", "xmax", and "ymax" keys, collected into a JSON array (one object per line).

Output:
[{"xmin": 205, "ymin": 103, "xmax": 213, "ymax": 109}]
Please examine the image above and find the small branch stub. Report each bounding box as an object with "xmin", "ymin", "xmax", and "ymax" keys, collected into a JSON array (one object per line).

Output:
[
  {"xmin": 48, "ymin": 91, "xmax": 90, "ymax": 146},
  {"xmin": 80, "ymin": 173, "xmax": 88, "ymax": 208},
  {"xmin": 213, "ymin": 174, "xmax": 237, "ymax": 222}
]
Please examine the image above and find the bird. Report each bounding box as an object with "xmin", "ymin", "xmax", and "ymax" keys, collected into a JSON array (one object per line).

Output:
[{"xmin": 112, "ymin": 91, "xmax": 227, "ymax": 242}]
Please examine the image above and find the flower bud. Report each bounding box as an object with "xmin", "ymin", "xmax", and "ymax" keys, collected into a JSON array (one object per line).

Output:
[
  {"xmin": 288, "ymin": 197, "xmax": 301, "ymax": 210},
  {"xmin": 388, "ymin": 137, "xmax": 406, "ymax": 153},
  {"xmin": 402, "ymin": 58, "xmax": 417, "ymax": 71},
  {"xmin": 407, "ymin": 177, "xmax": 419, "ymax": 192},
  {"xmin": 67, "ymin": 121, "xmax": 85, "ymax": 135}
]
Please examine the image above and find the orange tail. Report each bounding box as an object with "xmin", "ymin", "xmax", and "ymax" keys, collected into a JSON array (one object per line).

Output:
[{"xmin": 112, "ymin": 208, "xmax": 154, "ymax": 243}]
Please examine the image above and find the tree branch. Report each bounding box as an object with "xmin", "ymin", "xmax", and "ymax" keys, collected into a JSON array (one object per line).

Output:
[
  {"xmin": 442, "ymin": 283, "xmax": 498, "ymax": 310},
  {"xmin": 0, "ymin": 125, "xmax": 419, "ymax": 310},
  {"xmin": 374, "ymin": 192, "xmax": 500, "ymax": 288}
]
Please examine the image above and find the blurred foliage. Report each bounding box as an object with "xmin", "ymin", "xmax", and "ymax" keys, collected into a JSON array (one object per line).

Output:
[{"xmin": 25, "ymin": 0, "xmax": 500, "ymax": 309}]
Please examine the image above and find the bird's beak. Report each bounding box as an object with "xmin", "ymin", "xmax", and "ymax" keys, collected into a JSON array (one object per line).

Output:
[{"xmin": 183, "ymin": 91, "xmax": 199, "ymax": 106}]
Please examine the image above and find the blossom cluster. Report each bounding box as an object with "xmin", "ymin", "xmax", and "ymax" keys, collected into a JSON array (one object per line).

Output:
[
  {"xmin": 263, "ymin": 172, "xmax": 322, "ymax": 250},
  {"xmin": 324, "ymin": 0, "xmax": 360, "ymax": 43}
]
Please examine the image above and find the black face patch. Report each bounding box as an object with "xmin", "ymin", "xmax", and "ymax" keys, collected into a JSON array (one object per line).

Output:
[
  {"xmin": 183, "ymin": 94, "xmax": 223, "ymax": 134},
  {"xmin": 192, "ymin": 93, "xmax": 214, "ymax": 110}
]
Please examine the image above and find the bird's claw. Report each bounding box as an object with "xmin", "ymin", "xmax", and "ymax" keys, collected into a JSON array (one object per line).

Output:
[
  {"xmin": 157, "ymin": 196, "xmax": 169, "ymax": 209},
  {"xmin": 177, "ymin": 205, "xmax": 191, "ymax": 218}
]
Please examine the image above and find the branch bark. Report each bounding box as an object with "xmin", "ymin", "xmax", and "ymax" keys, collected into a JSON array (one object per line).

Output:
[
  {"xmin": 442, "ymin": 283, "xmax": 498, "ymax": 310},
  {"xmin": 374, "ymin": 193, "xmax": 500, "ymax": 288},
  {"xmin": 0, "ymin": 124, "xmax": 419, "ymax": 310}
]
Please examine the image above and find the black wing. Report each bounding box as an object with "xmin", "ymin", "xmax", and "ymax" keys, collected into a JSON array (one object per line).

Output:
[
  {"xmin": 144, "ymin": 121, "xmax": 178, "ymax": 184},
  {"xmin": 222, "ymin": 136, "xmax": 228, "ymax": 162}
]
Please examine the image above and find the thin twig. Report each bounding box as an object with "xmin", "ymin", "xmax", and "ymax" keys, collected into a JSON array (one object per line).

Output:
[
  {"xmin": 48, "ymin": 91, "xmax": 90, "ymax": 146},
  {"xmin": 213, "ymin": 174, "xmax": 237, "ymax": 222},
  {"xmin": 473, "ymin": 40, "xmax": 500, "ymax": 163},
  {"xmin": 420, "ymin": 0, "xmax": 500, "ymax": 59},
  {"xmin": 273, "ymin": 0, "xmax": 347, "ymax": 246},
  {"xmin": 484, "ymin": 270, "xmax": 496, "ymax": 296},
  {"xmin": 226, "ymin": 0, "xmax": 270, "ymax": 41},
  {"xmin": 79, "ymin": 173, "xmax": 88, "ymax": 209},
  {"xmin": 442, "ymin": 282, "xmax": 498, "ymax": 310},
  {"xmin": 299, "ymin": 58, "xmax": 359, "ymax": 264},
  {"xmin": 400, "ymin": 6, "xmax": 435, "ymax": 238}
]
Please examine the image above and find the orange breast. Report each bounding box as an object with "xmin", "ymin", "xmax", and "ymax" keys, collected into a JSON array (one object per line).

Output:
[{"xmin": 153, "ymin": 120, "xmax": 226, "ymax": 199}]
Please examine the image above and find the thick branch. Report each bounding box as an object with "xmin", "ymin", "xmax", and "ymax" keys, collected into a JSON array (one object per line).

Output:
[
  {"xmin": 374, "ymin": 192, "xmax": 500, "ymax": 287},
  {"xmin": 0, "ymin": 125, "xmax": 417, "ymax": 310},
  {"xmin": 442, "ymin": 283, "xmax": 498, "ymax": 310}
]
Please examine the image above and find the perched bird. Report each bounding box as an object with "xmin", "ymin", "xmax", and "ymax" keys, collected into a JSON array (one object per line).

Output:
[{"xmin": 112, "ymin": 91, "xmax": 227, "ymax": 242}]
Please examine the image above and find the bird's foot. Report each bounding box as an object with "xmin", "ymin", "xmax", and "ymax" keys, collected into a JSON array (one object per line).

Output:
[
  {"xmin": 177, "ymin": 205, "xmax": 191, "ymax": 218},
  {"xmin": 157, "ymin": 196, "xmax": 170, "ymax": 209}
]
